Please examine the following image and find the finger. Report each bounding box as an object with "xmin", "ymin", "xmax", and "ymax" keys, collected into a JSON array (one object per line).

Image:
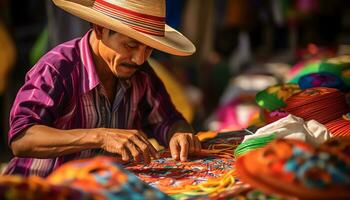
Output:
[
  {"xmin": 132, "ymin": 135, "xmax": 155, "ymax": 163},
  {"xmin": 170, "ymin": 139, "xmax": 180, "ymax": 160},
  {"xmin": 194, "ymin": 136, "xmax": 202, "ymax": 153},
  {"xmin": 120, "ymin": 147, "xmax": 132, "ymax": 162},
  {"xmin": 135, "ymin": 142, "xmax": 152, "ymax": 164},
  {"xmin": 180, "ymin": 139, "xmax": 189, "ymax": 162},
  {"xmin": 188, "ymin": 134, "xmax": 195, "ymax": 153},
  {"xmin": 126, "ymin": 142, "xmax": 143, "ymax": 163},
  {"xmin": 136, "ymin": 134, "xmax": 159, "ymax": 159}
]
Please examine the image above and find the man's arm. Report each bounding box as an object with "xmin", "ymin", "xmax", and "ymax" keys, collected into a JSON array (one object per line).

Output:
[{"xmin": 11, "ymin": 125, "xmax": 158, "ymax": 164}]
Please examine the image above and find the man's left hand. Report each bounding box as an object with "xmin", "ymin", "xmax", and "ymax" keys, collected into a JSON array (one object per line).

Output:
[{"xmin": 169, "ymin": 132, "xmax": 201, "ymax": 161}]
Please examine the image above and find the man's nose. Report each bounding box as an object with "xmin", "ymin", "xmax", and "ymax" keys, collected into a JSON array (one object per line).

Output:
[{"xmin": 132, "ymin": 46, "xmax": 148, "ymax": 65}]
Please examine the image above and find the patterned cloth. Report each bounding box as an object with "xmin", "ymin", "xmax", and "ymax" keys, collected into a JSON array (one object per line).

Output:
[
  {"xmin": 5, "ymin": 29, "xmax": 184, "ymax": 177},
  {"xmin": 125, "ymin": 150, "xmax": 236, "ymax": 193}
]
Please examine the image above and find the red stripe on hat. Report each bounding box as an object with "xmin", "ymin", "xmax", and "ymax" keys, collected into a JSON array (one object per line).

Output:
[
  {"xmin": 94, "ymin": 3, "xmax": 164, "ymax": 29},
  {"xmin": 93, "ymin": 0, "xmax": 165, "ymax": 36}
]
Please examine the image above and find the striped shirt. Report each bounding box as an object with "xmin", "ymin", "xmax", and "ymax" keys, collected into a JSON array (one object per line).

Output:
[{"xmin": 4, "ymin": 30, "xmax": 184, "ymax": 177}]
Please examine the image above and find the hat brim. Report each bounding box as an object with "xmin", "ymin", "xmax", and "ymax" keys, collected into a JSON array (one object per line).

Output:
[{"xmin": 52, "ymin": 0, "xmax": 196, "ymax": 56}]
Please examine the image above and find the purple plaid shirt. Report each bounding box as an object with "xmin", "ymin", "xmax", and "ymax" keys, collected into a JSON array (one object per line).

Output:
[{"xmin": 4, "ymin": 30, "xmax": 184, "ymax": 177}]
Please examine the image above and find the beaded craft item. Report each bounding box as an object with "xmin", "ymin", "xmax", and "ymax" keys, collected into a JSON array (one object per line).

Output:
[
  {"xmin": 236, "ymin": 139, "xmax": 350, "ymax": 199},
  {"xmin": 0, "ymin": 176, "xmax": 88, "ymax": 200},
  {"xmin": 48, "ymin": 156, "xmax": 171, "ymax": 200}
]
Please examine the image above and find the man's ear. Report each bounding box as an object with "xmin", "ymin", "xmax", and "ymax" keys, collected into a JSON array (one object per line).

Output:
[{"xmin": 92, "ymin": 24, "xmax": 104, "ymax": 40}]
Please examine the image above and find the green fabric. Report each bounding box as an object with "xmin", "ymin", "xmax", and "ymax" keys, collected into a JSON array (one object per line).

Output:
[
  {"xmin": 29, "ymin": 26, "xmax": 49, "ymax": 66},
  {"xmin": 234, "ymin": 133, "xmax": 276, "ymax": 158},
  {"xmin": 288, "ymin": 61, "xmax": 322, "ymax": 83}
]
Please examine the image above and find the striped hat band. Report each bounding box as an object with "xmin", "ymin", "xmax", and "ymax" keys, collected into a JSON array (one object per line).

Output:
[{"xmin": 92, "ymin": 0, "xmax": 165, "ymax": 36}]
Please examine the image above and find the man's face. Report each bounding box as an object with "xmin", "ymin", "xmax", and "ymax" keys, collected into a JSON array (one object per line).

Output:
[{"xmin": 99, "ymin": 28, "xmax": 153, "ymax": 79}]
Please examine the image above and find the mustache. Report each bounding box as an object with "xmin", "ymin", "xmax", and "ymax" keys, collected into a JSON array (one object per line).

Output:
[{"xmin": 120, "ymin": 62, "xmax": 139, "ymax": 69}]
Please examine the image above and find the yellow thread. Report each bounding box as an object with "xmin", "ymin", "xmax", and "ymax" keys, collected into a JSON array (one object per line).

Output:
[{"xmin": 166, "ymin": 170, "xmax": 237, "ymax": 197}]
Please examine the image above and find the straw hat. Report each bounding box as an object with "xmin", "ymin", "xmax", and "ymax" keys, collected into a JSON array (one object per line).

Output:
[{"xmin": 52, "ymin": 0, "xmax": 196, "ymax": 56}]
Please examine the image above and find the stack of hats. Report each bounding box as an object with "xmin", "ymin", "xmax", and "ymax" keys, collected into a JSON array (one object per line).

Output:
[
  {"xmin": 325, "ymin": 113, "xmax": 350, "ymax": 137},
  {"xmin": 284, "ymin": 87, "xmax": 349, "ymax": 124},
  {"xmin": 255, "ymin": 83, "xmax": 300, "ymax": 123}
]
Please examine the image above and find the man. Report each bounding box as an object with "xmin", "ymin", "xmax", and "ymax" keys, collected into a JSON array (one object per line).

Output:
[{"xmin": 4, "ymin": 0, "xmax": 200, "ymax": 177}]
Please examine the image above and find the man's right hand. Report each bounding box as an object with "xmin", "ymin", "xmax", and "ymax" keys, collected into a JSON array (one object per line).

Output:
[
  {"xmin": 11, "ymin": 125, "xmax": 159, "ymax": 164},
  {"xmin": 97, "ymin": 128, "xmax": 159, "ymax": 164}
]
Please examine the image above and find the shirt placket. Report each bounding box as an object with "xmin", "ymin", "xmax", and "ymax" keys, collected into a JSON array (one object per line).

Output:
[{"xmin": 98, "ymin": 85, "xmax": 111, "ymax": 128}]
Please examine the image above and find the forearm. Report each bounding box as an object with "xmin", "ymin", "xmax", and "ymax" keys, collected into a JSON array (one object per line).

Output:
[
  {"xmin": 166, "ymin": 120, "xmax": 194, "ymax": 144},
  {"xmin": 11, "ymin": 125, "xmax": 102, "ymax": 158}
]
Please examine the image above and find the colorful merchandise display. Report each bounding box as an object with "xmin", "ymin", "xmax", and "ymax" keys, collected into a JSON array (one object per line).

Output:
[
  {"xmin": 298, "ymin": 72, "xmax": 345, "ymax": 90},
  {"xmin": 234, "ymin": 133, "xmax": 276, "ymax": 158},
  {"xmin": 212, "ymin": 94, "xmax": 261, "ymax": 131},
  {"xmin": 319, "ymin": 137, "xmax": 350, "ymax": 163},
  {"xmin": 48, "ymin": 156, "xmax": 171, "ymax": 200},
  {"xmin": 325, "ymin": 113, "xmax": 350, "ymax": 137},
  {"xmin": 255, "ymin": 83, "xmax": 301, "ymax": 112},
  {"xmin": 262, "ymin": 109, "xmax": 289, "ymax": 124},
  {"xmin": 284, "ymin": 87, "xmax": 349, "ymax": 124},
  {"xmin": 236, "ymin": 139, "xmax": 350, "ymax": 199},
  {"xmin": 0, "ymin": 175, "xmax": 89, "ymax": 200},
  {"xmin": 289, "ymin": 56, "xmax": 350, "ymax": 90}
]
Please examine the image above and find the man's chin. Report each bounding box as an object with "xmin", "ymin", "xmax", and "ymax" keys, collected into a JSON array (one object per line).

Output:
[{"xmin": 115, "ymin": 72, "xmax": 135, "ymax": 80}]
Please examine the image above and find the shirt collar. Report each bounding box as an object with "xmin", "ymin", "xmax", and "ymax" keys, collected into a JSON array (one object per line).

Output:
[{"xmin": 78, "ymin": 29, "xmax": 100, "ymax": 93}]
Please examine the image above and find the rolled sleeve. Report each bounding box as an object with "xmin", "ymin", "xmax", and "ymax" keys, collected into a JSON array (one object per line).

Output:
[{"xmin": 8, "ymin": 64, "xmax": 66, "ymax": 145}]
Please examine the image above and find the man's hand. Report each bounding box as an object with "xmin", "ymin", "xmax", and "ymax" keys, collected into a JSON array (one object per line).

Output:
[
  {"xmin": 99, "ymin": 128, "xmax": 159, "ymax": 164},
  {"xmin": 169, "ymin": 132, "xmax": 201, "ymax": 161}
]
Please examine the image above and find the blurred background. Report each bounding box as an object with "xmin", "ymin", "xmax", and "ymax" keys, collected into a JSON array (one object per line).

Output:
[{"xmin": 1, "ymin": 0, "xmax": 350, "ymax": 163}]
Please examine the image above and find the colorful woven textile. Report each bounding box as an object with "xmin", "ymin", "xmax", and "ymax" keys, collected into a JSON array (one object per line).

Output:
[
  {"xmin": 0, "ymin": 175, "xmax": 88, "ymax": 200},
  {"xmin": 48, "ymin": 156, "xmax": 171, "ymax": 200},
  {"xmin": 124, "ymin": 131, "xmax": 251, "ymax": 199},
  {"xmin": 290, "ymin": 56, "xmax": 350, "ymax": 90},
  {"xmin": 262, "ymin": 109, "xmax": 289, "ymax": 124},
  {"xmin": 319, "ymin": 137, "xmax": 350, "ymax": 164},
  {"xmin": 298, "ymin": 72, "xmax": 345, "ymax": 90},
  {"xmin": 125, "ymin": 150, "xmax": 236, "ymax": 193},
  {"xmin": 236, "ymin": 139, "xmax": 350, "ymax": 199},
  {"xmin": 256, "ymin": 83, "xmax": 301, "ymax": 111},
  {"xmin": 285, "ymin": 87, "xmax": 349, "ymax": 124}
]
